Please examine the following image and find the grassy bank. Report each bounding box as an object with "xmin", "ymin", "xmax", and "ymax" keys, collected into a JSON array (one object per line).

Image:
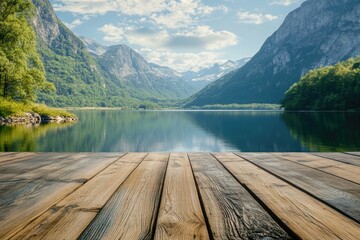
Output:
[{"xmin": 0, "ymin": 98, "xmax": 76, "ymax": 118}]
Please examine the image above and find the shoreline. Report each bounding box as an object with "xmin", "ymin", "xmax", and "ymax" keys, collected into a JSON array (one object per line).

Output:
[{"xmin": 0, "ymin": 113, "xmax": 77, "ymax": 126}]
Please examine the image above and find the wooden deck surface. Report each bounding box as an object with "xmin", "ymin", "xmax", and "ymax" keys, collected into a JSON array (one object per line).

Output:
[{"xmin": 0, "ymin": 152, "xmax": 359, "ymax": 240}]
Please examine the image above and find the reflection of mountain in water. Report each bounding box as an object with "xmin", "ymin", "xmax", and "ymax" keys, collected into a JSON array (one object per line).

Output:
[
  {"xmin": 186, "ymin": 111, "xmax": 304, "ymax": 152},
  {"xmin": 282, "ymin": 112, "xmax": 360, "ymax": 151},
  {"xmin": 0, "ymin": 111, "xmax": 237, "ymax": 152},
  {"xmin": 2, "ymin": 111, "xmax": 358, "ymax": 152}
]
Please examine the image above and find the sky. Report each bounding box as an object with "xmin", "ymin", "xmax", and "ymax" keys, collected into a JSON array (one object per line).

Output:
[{"xmin": 49, "ymin": 0, "xmax": 306, "ymax": 72}]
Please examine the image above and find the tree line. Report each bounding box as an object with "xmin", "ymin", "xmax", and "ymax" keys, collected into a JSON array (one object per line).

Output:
[
  {"xmin": 282, "ymin": 56, "xmax": 360, "ymax": 111},
  {"xmin": 0, "ymin": 0, "xmax": 53, "ymax": 103}
]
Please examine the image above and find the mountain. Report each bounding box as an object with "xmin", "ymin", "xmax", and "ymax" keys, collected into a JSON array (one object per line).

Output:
[
  {"xmin": 30, "ymin": 0, "xmax": 197, "ymax": 107},
  {"xmin": 182, "ymin": 58, "xmax": 250, "ymax": 88},
  {"xmin": 31, "ymin": 0, "xmax": 139, "ymax": 107},
  {"xmin": 80, "ymin": 37, "xmax": 108, "ymax": 56},
  {"xmin": 85, "ymin": 42, "xmax": 196, "ymax": 100},
  {"xmin": 185, "ymin": 0, "xmax": 360, "ymax": 107}
]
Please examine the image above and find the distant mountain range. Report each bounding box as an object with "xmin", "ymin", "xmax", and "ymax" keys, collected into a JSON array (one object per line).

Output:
[
  {"xmin": 81, "ymin": 36, "xmax": 248, "ymax": 95},
  {"xmin": 185, "ymin": 0, "xmax": 360, "ymax": 107},
  {"xmin": 181, "ymin": 59, "xmax": 250, "ymax": 89}
]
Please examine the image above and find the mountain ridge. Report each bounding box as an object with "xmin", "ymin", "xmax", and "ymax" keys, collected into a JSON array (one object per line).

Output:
[
  {"xmin": 30, "ymin": 0, "xmax": 199, "ymax": 107},
  {"xmin": 185, "ymin": 0, "xmax": 360, "ymax": 107}
]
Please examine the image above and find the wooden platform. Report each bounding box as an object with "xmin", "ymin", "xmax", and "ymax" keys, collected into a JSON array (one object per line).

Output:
[{"xmin": 0, "ymin": 152, "xmax": 360, "ymax": 240}]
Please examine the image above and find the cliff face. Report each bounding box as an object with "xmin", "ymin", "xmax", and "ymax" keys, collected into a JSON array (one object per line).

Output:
[
  {"xmin": 31, "ymin": 0, "xmax": 60, "ymax": 44},
  {"xmin": 186, "ymin": 0, "xmax": 360, "ymax": 106}
]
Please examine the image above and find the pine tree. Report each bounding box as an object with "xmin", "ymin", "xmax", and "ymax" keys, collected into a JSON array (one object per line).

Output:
[{"xmin": 0, "ymin": 0, "xmax": 54, "ymax": 102}]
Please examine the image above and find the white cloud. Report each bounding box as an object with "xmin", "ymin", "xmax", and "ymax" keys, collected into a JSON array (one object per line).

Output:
[
  {"xmin": 53, "ymin": 0, "xmax": 116, "ymax": 15},
  {"xmin": 98, "ymin": 24, "xmax": 169, "ymax": 47},
  {"xmin": 171, "ymin": 26, "xmax": 237, "ymax": 50},
  {"xmin": 139, "ymin": 48, "xmax": 226, "ymax": 72},
  {"xmin": 98, "ymin": 24, "xmax": 125, "ymax": 42},
  {"xmin": 64, "ymin": 19, "xmax": 83, "ymax": 29},
  {"xmin": 98, "ymin": 24, "xmax": 237, "ymax": 51},
  {"xmin": 269, "ymin": 0, "xmax": 299, "ymax": 6},
  {"xmin": 53, "ymin": 0, "xmax": 226, "ymax": 29},
  {"xmin": 237, "ymin": 11, "xmax": 278, "ymax": 24}
]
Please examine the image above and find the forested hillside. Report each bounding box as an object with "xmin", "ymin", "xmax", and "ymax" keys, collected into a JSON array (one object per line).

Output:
[
  {"xmin": 282, "ymin": 56, "xmax": 360, "ymax": 110},
  {"xmin": 31, "ymin": 0, "xmax": 146, "ymax": 107}
]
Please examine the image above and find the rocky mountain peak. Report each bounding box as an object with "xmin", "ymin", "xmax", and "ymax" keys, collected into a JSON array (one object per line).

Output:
[{"xmin": 31, "ymin": 0, "xmax": 60, "ymax": 44}]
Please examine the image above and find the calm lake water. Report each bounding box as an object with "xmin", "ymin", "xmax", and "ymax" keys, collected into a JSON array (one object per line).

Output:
[{"xmin": 1, "ymin": 110, "xmax": 360, "ymax": 152}]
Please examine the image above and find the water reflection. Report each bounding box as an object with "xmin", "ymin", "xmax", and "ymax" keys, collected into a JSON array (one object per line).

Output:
[
  {"xmin": 282, "ymin": 112, "xmax": 360, "ymax": 151},
  {"xmin": 0, "ymin": 123, "xmax": 76, "ymax": 152},
  {"xmin": 186, "ymin": 111, "xmax": 304, "ymax": 151},
  {"xmin": 0, "ymin": 110, "xmax": 359, "ymax": 152}
]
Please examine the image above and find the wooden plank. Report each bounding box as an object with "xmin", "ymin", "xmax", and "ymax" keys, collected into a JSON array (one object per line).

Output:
[
  {"xmin": 10, "ymin": 153, "xmax": 147, "ymax": 240},
  {"xmin": 0, "ymin": 152, "xmax": 37, "ymax": 164},
  {"xmin": 78, "ymin": 153, "xmax": 169, "ymax": 240},
  {"xmin": 273, "ymin": 153, "xmax": 360, "ymax": 184},
  {"xmin": 38, "ymin": 152, "xmax": 123, "ymax": 182},
  {"xmin": 189, "ymin": 153, "xmax": 290, "ymax": 239},
  {"xmin": 0, "ymin": 180, "xmax": 81, "ymax": 239},
  {"xmin": 0, "ymin": 153, "xmax": 122, "ymax": 239},
  {"xmin": 154, "ymin": 153, "xmax": 209, "ymax": 240},
  {"xmin": 0, "ymin": 153, "xmax": 75, "ymax": 181},
  {"xmin": 10, "ymin": 153, "xmax": 87, "ymax": 181},
  {"xmin": 236, "ymin": 153, "xmax": 360, "ymax": 222},
  {"xmin": 0, "ymin": 152, "xmax": 13, "ymax": 156},
  {"xmin": 347, "ymin": 152, "xmax": 360, "ymax": 157},
  {"xmin": 217, "ymin": 153, "xmax": 360, "ymax": 240},
  {"xmin": 313, "ymin": 152, "xmax": 360, "ymax": 167}
]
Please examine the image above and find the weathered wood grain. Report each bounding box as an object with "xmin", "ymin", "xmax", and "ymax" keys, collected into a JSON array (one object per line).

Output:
[
  {"xmin": 313, "ymin": 152, "xmax": 360, "ymax": 167},
  {"xmin": 154, "ymin": 153, "xmax": 209, "ymax": 240},
  {"xmin": 273, "ymin": 152, "xmax": 360, "ymax": 184},
  {"xmin": 346, "ymin": 152, "xmax": 360, "ymax": 157},
  {"xmin": 10, "ymin": 153, "xmax": 146, "ymax": 240},
  {"xmin": 38, "ymin": 152, "xmax": 123, "ymax": 182},
  {"xmin": 0, "ymin": 180, "xmax": 81, "ymax": 239},
  {"xmin": 9, "ymin": 153, "xmax": 85, "ymax": 181},
  {"xmin": 0, "ymin": 153, "xmax": 73, "ymax": 181},
  {"xmin": 236, "ymin": 153, "xmax": 360, "ymax": 222},
  {"xmin": 189, "ymin": 153, "xmax": 290, "ymax": 240},
  {"xmin": 0, "ymin": 152, "xmax": 37, "ymax": 164},
  {"xmin": 0, "ymin": 153, "xmax": 122, "ymax": 239},
  {"xmin": 217, "ymin": 153, "xmax": 360, "ymax": 240},
  {"xmin": 78, "ymin": 153, "xmax": 169, "ymax": 240}
]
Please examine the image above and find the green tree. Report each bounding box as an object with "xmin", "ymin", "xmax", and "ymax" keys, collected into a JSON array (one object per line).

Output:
[
  {"xmin": 282, "ymin": 56, "xmax": 360, "ymax": 111},
  {"xmin": 0, "ymin": 0, "xmax": 54, "ymax": 102}
]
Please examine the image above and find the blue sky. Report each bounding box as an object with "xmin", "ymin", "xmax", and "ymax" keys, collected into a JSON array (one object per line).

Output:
[{"xmin": 50, "ymin": 0, "xmax": 306, "ymax": 72}]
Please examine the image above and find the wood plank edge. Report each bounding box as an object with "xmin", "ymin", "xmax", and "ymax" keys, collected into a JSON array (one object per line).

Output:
[
  {"xmin": 232, "ymin": 153, "xmax": 360, "ymax": 225},
  {"xmin": 270, "ymin": 153, "xmax": 360, "ymax": 186},
  {"xmin": 187, "ymin": 153, "xmax": 223, "ymax": 240},
  {"xmin": 311, "ymin": 153, "xmax": 360, "ymax": 166},
  {"xmin": 344, "ymin": 152, "xmax": 360, "ymax": 158},
  {"xmin": 150, "ymin": 153, "xmax": 172, "ymax": 240},
  {"xmin": 210, "ymin": 153, "xmax": 300, "ymax": 240}
]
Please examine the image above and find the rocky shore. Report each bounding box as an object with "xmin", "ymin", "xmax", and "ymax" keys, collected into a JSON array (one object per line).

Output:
[{"xmin": 0, "ymin": 112, "xmax": 77, "ymax": 125}]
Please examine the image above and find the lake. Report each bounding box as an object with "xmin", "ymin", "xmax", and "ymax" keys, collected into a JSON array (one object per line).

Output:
[{"xmin": 0, "ymin": 110, "xmax": 359, "ymax": 152}]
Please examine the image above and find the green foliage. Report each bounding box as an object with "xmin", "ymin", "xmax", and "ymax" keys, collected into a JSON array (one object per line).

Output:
[
  {"xmin": 0, "ymin": 0, "xmax": 54, "ymax": 102},
  {"xmin": 0, "ymin": 97, "xmax": 75, "ymax": 118},
  {"xmin": 282, "ymin": 56, "xmax": 360, "ymax": 110}
]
